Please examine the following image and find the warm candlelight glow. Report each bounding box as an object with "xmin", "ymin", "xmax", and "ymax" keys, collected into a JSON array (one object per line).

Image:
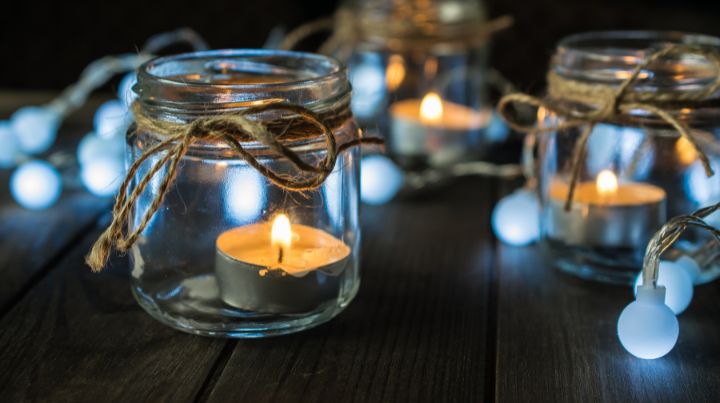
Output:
[
  {"xmin": 420, "ymin": 92, "xmax": 443, "ymax": 125},
  {"xmin": 614, "ymin": 70, "xmax": 650, "ymax": 80},
  {"xmin": 385, "ymin": 55, "xmax": 405, "ymax": 91},
  {"xmin": 271, "ymin": 214, "xmax": 292, "ymax": 250},
  {"xmin": 675, "ymin": 136, "xmax": 697, "ymax": 165},
  {"xmin": 596, "ymin": 169, "xmax": 618, "ymax": 196}
]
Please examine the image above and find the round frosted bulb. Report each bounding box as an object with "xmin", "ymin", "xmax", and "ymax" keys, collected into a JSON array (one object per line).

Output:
[
  {"xmin": 634, "ymin": 260, "xmax": 694, "ymax": 314},
  {"xmin": 618, "ymin": 286, "xmax": 679, "ymax": 359},
  {"xmin": 224, "ymin": 169, "xmax": 265, "ymax": 224},
  {"xmin": 11, "ymin": 106, "xmax": 60, "ymax": 154},
  {"xmin": 94, "ymin": 100, "xmax": 129, "ymax": 139},
  {"xmin": 360, "ymin": 155, "xmax": 403, "ymax": 205},
  {"xmin": 11, "ymin": 160, "xmax": 62, "ymax": 210},
  {"xmin": 350, "ymin": 62, "xmax": 385, "ymax": 119},
  {"xmin": 675, "ymin": 256, "xmax": 701, "ymax": 282},
  {"xmin": 0, "ymin": 121, "xmax": 21, "ymax": 168},
  {"xmin": 492, "ymin": 188, "xmax": 540, "ymax": 246},
  {"xmin": 118, "ymin": 72, "xmax": 138, "ymax": 107},
  {"xmin": 77, "ymin": 132, "xmax": 125, "ymax": 166},
  {"xmin": 81, "ymin": 159, "xmax": 124, "ymax": 197}
]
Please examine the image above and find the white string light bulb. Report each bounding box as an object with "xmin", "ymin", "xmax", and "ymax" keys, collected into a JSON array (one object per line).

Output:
[
  {"xmin": 10, "ymin": 160, "xmax": 62, "ymax": 210},
  {"xmin": 618, "ymin": 202, "xmax": 720, "ymax": 359},
  {"xmin": 492, "ymin": 187, "xmax": 540, "ymax": 246},
  {"xmin": 0, "ymin": 121, "xmax": 21, "ymax": 168},
  {"xmin": 2, "ymin": 28, "xmax": 210, "ymax": 209},
  {"xmin": 94, "ymin": 100, "xmax": 130, "ymax": 139},
  {"xmin": 617, "ymin": 285, "xmax": 679, "ymax": 359},
  {"xmin": 80, "ymin": 158, "xmax": 124, "ymax": 197},
  {"xmin": 224, "ymin": 169, "xmax": 265, "ymax": 224},
  {"xmin": 634, "ymin": 260, "xmax": 694, "ymax": 314},
  {"xmin": 360, "ymin": 154, "xmax": 404, "ymax": 205},
  {"xmin": 11, "ymin": 106, "xmax": 60, "ymax": 154},
  {"xmin": 77, "ymin": 132, "xmax": 125, "ymax": 166},
  {"xmin": 674, "ymin": 255, "xmax": 702, "ymax": 282},
  {"xmin": 349, "ymin": 58, "xmax": 385, "ymax": 119}
]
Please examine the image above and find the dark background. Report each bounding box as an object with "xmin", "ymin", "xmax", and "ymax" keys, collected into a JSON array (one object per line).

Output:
[{"xmin": 1, "ymin": 0, "xmax": 720, "ymax": 92}]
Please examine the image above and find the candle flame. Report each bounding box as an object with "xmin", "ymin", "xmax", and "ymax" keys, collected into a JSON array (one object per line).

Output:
[
  {"xmin": 596, "ymin": 169, "xmax": 618, "ymax": 196},
  {"xmin": 420, "ymin": 92, "xmax": 443, "ymax": 125},
  {"xmin": 271, "ymin": 213, "xmax": 292, "ymax": 250}
]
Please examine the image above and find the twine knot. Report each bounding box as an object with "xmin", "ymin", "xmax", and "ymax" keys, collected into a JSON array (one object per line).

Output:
[
  {"xmin": 85, "ymin": 101, "xmax": 383, "ymax": 272},
  {"xmin": 498, "ymin": 44, "xmax": 720, "ymax": 210}
]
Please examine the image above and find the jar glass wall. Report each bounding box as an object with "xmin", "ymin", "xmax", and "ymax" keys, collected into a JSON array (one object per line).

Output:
[
  {"xmin": 128, "ymin": 50, "xmax": 361, "ymax": 337},
  {"xmin": 537, "ymin": 31, "xmax": 720, "ymax": 284},
  {"xmin": 345, "ymin": 0, "xmax": 502, "ymax": 171}
]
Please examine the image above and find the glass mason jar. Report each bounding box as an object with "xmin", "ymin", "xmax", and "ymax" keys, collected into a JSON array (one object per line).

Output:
[
  {"xmin": 128, "ymin": 50, "xmax": 361, "ymax": 337},
  {"xmin": 344, "ymin": 0, "xmax": 504, "ymax": 171},
  {"xmin": 538, "ymin": 31, "xmax": 720, "ymax": 284}
]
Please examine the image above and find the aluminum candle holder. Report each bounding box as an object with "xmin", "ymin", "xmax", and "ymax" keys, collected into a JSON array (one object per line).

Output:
[
  {"xmin": 121, "ymin": 50, "xmax": 363, "ymax": 338},
  {"xmin": 528, "ymin": 31, "xmax": 720, "ymax": 284}
]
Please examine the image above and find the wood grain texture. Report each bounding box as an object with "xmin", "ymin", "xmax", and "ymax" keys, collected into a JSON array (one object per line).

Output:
[
  {"xmin": 0, "ymin": 185, "xmax": 109, "ymax": 312},
  {"xmin": 2, "ymin": 112, "xmax": 720, "ymax": 403},
  {"xmin": 204, "ymin": 178, "xmax": 498, "ymax": 402},
  {"xmin": 0, "ymin": 222, "xmax": 227, "ymax": 403},
  {"xmin": 0, "ymin": 128, "xmax": 112, "ymax": 313},
  {"xmin": 494, "ymin": 245, "xmax": 720, "ymax": 402}
]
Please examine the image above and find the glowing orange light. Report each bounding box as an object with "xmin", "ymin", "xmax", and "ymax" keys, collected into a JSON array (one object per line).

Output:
[
  {"xmin": 596, "ymin": 169, "xmax": 618, "ymax": 196},
  {"xmin": 271, "ymin": 213, "xmax": 292, "ymax": 250},
  {"xmin": 385, "ymin": 55, "xmax": 406, "ymax": 91},
  {"xmin": 420, "ymin": 92, "xmax": 443, "ymax": 125},
  {"xmin": 675, "ymin": 136, "xmax": 697, "ymax": 165}
]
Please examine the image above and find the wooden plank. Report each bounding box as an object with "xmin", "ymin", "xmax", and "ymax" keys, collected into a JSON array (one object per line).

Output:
[
  {"xmin": 495, "ymin": 236, "xmax": 720, "ymax": 402},
  {"xmin": 0, "ymin": 222, "xmax": 227, "ymax": 402},
  {"xmin": 204, "ymin": 177, "xmax": 498, "ymax": 402},
  {"xmin": 0, "ymin": 151, "xmax": 111, "ymax": 314},
  {"xmin": 0, "ymin": 183, "xmax": 109, "ymax": 313}
]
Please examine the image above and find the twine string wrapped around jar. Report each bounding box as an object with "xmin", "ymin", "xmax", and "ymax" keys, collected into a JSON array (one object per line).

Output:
[
  {"xmin": 497, "ymin": 44, "xmax": 720, "ymax": 211},
  {"xmin": 85, "ymin": 101, "xmax": 383, "ymax": 272}
]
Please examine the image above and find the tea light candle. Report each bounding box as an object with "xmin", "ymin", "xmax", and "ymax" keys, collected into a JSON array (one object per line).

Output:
[
  {"xmin": 545, "ymin": 170, "xmax": 667, "ymax": 247},
  {"xmin": 215, "ymin": 214, "xmax": 351, "ymax": 313},
  {"xmin": 389, "ymin": 92, "xmax": 489, "ymax": 166}
]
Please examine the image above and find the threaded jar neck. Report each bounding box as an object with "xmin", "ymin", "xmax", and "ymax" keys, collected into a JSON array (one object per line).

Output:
[
  {"xmin": 551, "ymin": 31, "xmax": 720, "ymax": 93},
  {"xmin": 135, "ymin": 49, "xmax": 351, "ymax": 118}
]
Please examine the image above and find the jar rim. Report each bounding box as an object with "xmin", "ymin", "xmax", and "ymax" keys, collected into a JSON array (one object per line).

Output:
[
  {"xmin": 132, "ymin": 49, "xmax": 356, "ymax": 155},
  {"xmin": 135, "ymin": 49, "xmax": 350, "ymax": 113},
  {"xmin": 138, "ymin": 49, "xmax": 345, "ymax": 90},
  {"xmin": 557, "ymin": 30, "xmax": 720, "ymax": 55},
  {"xmin": 552, "ymin": 30, "xmax": 720, "ymax": 91}
]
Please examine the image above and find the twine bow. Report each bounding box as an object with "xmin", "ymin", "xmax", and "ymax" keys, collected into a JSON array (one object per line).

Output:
[
  {"xmin": 498, "ymin": 44, "xmax": 720, "ymax": 211},
  {"xmin": 86, "ymin": 102, "xmax": 383, "ymax": 272}
]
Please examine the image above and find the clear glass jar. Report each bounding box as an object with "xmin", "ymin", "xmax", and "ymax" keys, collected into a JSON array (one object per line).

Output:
[
  {"xmin": 344, "ymin": 0, "xmax": 502, "ymax": 171},
  {"xmin": 128, "ymin": 50, "xmax": 361, "ymax": 337},
  {"xmin": 538, "ymin": 31, "xmax": 720, "ymax": 284}
]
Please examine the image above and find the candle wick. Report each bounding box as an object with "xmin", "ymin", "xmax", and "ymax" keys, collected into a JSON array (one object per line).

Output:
[{"xmin": 278, "ymin": 245, "xmax": 284, "ymax": 264}]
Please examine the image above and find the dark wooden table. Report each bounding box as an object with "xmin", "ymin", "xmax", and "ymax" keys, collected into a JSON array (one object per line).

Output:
[{"xmin": 1, "ymin": 93, "xmax": 719, "ymax": 402}]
